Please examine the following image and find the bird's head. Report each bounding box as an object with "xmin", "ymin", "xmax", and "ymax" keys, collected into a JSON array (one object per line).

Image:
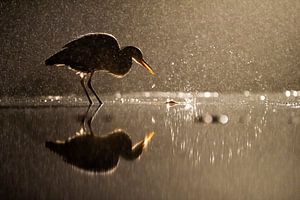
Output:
[
  {"xmin": 122, "ymin": 46, "xmax": 156, "ymax": 76},
  {"xmin": 118, "ymin": 130, "xmax": 155, "ymax": 160}
]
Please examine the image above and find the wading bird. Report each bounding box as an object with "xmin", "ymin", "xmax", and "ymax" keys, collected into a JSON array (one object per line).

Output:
[{"xmin": 45, "ymin": 33, "xmax": 155, "ymax": 105}]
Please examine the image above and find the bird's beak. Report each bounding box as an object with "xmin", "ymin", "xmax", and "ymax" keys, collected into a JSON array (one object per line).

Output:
[
  {"xmin": 134, "ymin": 58, "xmax": 156, "ymax": 76},
  {"xmin": 125, "ymin": 131, "xmax": 154, "ymax": 160},
  {"xmin": 143, "ymin": 131, "xmax": 155, "ymax": 148}
]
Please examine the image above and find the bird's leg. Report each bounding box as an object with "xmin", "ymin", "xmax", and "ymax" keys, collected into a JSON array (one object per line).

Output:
[
  {"xmin": 80, "ymin": 75, "xmax": 93, "ymax": 105},
  {"xmin": 87, "ymin": 71, "xmax": 103, "ymax": 105}
]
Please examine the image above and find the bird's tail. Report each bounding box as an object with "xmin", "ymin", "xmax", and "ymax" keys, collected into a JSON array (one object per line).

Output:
[
  {"xmin": 45, "ymin": 54, "xmax": 59, "ymax": 65},
  {"xmin": 45, "ymin": 141, "xmax": 65, "ymax": 155},
  {"xmin": 45, "ymin": 49, "xmax": 67, "ymax": 65}
]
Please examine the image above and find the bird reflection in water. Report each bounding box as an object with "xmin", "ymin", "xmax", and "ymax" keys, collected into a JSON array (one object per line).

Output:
[
  {"xmin": 45, "ymin": 106, "xmax": 155, "ymax": 174},
  {"xmin": 46, "ymin": 130, "xmax": 155, "ymax": 174}
]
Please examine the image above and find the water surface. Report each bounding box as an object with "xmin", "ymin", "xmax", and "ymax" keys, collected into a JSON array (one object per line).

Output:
[{"xmin": 0, "ymin": 92, "xmax": 299, "ymax": 199}]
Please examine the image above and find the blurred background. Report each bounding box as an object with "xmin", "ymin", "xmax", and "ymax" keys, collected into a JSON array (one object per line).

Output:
[{"xmin": 1, "ymin": 0, "xmax": 299, "ymax": 97}]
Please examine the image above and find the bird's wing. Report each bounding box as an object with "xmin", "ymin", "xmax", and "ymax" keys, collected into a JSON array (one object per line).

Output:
[
  {"xmin": 46, "ymin": 33, "xmax": 121, "ymax": 70},
  {"xmin": 63, "ymin": 33, "xmax": 120, "ymax": 51}
]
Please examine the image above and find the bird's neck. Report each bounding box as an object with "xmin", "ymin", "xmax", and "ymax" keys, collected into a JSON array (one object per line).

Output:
[
  {"xmin": 121, "ymin": 140, "xmax": 144, "ymax": 160},
  {"xmin": 119, "ymin": 46, "xmax": 135, "ymax": 57},
  {"xmin": 107, "ymin": 49, "xmax": 132, "ymax": 77},
  {"xmin": 118, "ymin": 50, "xmax": 132, "ymax": 66}
]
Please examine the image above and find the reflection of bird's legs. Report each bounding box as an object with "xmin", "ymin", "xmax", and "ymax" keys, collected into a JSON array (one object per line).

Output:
[
  {"xmin": 81, "ymin": 104, "xmax": 92, "ymax": 133},
  {"xmin": 87, "ymin": 104, "xmax": 102, "ymax": 135},
  {"xmin": 87, "ymin": 71, "xmax": 102, "ymax": 105},
  {"xmin": 81, "ymin": 75, "xmax": 93, "ymax": 105}
]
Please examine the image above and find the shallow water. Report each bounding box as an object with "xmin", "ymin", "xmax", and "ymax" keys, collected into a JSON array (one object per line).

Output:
[{"xmin": 0, "ymin": 92, "xmax": 299, "ymax": 199}]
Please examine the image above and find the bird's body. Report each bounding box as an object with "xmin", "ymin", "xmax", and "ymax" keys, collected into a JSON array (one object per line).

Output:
[{"xmin": 45, "ymin": 33, "xmax": 155, "ymax": 104}]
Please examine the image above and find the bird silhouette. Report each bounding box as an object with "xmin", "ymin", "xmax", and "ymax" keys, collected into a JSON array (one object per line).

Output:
[
  {"xmin": 45, "ymin": 129, "xmax": 155, "ymax": 174},
  {"xmin": 45, "ymin": 33, "xmax": 155, "ymax": 105}
]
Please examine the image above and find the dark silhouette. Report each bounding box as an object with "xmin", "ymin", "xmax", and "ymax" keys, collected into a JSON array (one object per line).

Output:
[
  {"xmin": 45, "ymin": 33, "xmax": 155, "ymax": 105},
  {"xmin": 46, "ymin": 129, "xmax": 154, "ymax": 174}
]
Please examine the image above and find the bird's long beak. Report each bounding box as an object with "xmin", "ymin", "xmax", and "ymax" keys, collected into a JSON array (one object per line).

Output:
[
  {"xmin": 134, "ymin": 58, "xmax": 156, "ymax": 76},
  {"xmin": 124, "ymin": 131, "xmax": 154, "ymax": 160},
  {"xmin": 143, "ymin": 131, "xmax": 155, "ymax": 148},
  {"xmin": 132, "ymin": 131, "xmax": 155, "ymax": 150}
]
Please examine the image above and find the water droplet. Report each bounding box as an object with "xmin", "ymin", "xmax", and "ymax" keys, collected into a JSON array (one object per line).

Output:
[
  {"xmin": 292, "ymin": 90, "xmax": 298, "ymax": 97},
  {"xmin": 151, "ymin": 117, "xmax": 156, "ymax": 124},
  {"xmin": 219, "ymin": 114, "xmax": 229, "ymax": 124},
  {"xmin": 260, "ymin": 95, "xmax": 266, "ymax": 101},
  {"xmin": 210, "ymin": 154, "xmax": 215, "ymax": 164},
  {"xmin": 229, "ymin": 148, "xmax": 232, "ymax": 158},
  {"xmin": 244, "ymin": 90, "xmax": 250, "ymax": 97},
  {"xmin": 203, "ymin": 114, "xmax": 213, "ymax": 123}
]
